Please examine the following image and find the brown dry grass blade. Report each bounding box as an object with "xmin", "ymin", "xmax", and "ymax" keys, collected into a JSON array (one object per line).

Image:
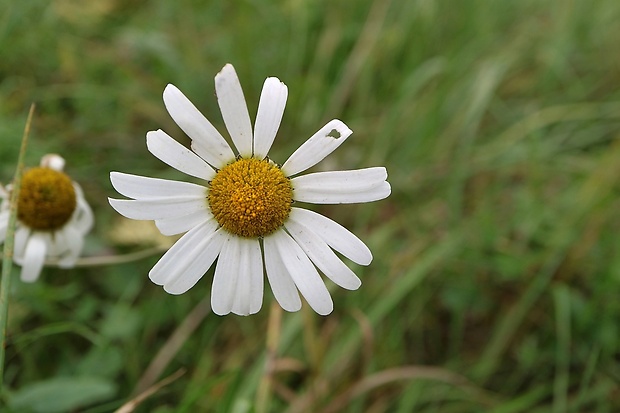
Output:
[{"xmin": 115, "ymin": 368, "xmax": 185, "ymax": 413}]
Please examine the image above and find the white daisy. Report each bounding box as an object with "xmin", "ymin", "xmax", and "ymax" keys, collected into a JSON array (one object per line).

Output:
[
  {"xmin": 0, "ymin": 154, "xmax": 94, "ymax": 282},
  {"xmin": 109, "ymin": 64, "xmax": 390, "ymax": 316}
]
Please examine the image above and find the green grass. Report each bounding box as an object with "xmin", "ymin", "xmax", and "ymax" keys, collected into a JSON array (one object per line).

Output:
[{"xmin": 1, "ymin": 0, "xmax": 620, "ymax": 411}]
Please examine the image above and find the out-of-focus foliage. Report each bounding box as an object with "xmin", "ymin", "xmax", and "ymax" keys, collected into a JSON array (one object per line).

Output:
[{"xmin": 1, "ymin": 0, "xmax": 620, "ymax": 411}]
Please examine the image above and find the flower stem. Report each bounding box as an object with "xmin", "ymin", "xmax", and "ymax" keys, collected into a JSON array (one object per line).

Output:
[
  {"xmin": 0, "ymin": 246, "xmax": 169, "ymax": 268},
  {"xmin": 0, "ymin": 104, "xmax": 35, "ymax": 389},
  {"xmin": 256, "ymin": 301, "xmax": 282, "ymax": 413}
]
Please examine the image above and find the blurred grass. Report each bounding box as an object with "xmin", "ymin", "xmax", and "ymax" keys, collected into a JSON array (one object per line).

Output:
[{"xmin": 1, "ymin": 0, "xmax": 620, "ymax": 411}]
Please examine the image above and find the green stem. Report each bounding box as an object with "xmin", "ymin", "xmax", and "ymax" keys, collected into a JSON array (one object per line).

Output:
[
  {"xmin": 255, "ymin": 302, "xmax": 282, "ymax": 413},
  {"xmin": 0, "ymin": 103, "xmax": 35, "ymax": 389},
  {"xmin": 0, "ymin": 245, "xmax": 168, "ymax": 268}
]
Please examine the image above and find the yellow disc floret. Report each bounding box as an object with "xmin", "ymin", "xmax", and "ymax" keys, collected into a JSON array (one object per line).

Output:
[
  {"xmin": 17, "ymin": 167, "xmax": 77, "ymax": 231},
  {"xmin": 208, "ymin": 158, "xmax": 292, "ymax": 238}
]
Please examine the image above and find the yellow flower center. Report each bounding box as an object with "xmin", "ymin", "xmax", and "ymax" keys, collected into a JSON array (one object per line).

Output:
[
  {"xmin": 208, "ymin": 158, "xmax": 292, "ymax": 238},
  {"xmin": 17, "ymin": 167, "xmax": 77, "ymax": 231}
]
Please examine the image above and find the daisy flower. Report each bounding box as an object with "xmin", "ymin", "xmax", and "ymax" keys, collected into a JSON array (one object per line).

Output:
[
  {"xmin": 109, "ymin": 64, "xmax": 390, "ymax": 316},
  {"xmin": 0, "ymin": 154, "xmax": 94, "ymax": 282}
]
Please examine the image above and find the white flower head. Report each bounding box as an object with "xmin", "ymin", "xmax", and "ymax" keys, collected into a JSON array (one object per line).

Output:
[
  {"xmin": 109, "ymin": 64, "xmax": 390, "ymax": 316},
  {"xmin": 0, "ymin": 154, "xmax": 94, "ymax": 282}
]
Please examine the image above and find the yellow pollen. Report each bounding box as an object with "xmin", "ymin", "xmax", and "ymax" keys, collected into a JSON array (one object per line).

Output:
[
  {"xmin": 17, "ymin": 167, "xmax": 77, "ymax": 231},
  {"xmin": 208, "ymin": 158, "xmax": 292, "ymax": 238}
]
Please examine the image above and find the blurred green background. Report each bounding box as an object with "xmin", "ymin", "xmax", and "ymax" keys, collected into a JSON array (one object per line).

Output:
[{"xmin": 1, "ymin": 0, "xmax": 620, "ymax": 412}]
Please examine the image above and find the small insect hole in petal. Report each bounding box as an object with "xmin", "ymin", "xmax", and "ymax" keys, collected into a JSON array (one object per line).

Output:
[{"xmin": 327, "ymin": 129, "xmax": 341, "ymax": 139}]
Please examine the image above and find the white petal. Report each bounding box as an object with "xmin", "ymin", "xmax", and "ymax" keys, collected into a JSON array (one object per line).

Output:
[
  {"xmin": 291, "ymin": 167, "xmax": 387, "ymax": 192},
  {"xmin": 146, "ymin": 129, "xmax": 216, "ymax": 181},
  {"xmin": 231, "ymin": 238, "xmax": 263, "ymax": 316},
  {"xmin": 13, "ymin": 226, "xmax": 30, "ymax": 261},
  {"xmin": 40, "ymin": 154, "xmax": 65, "ymax": 171},
  {"xmin": 294, "ymin": 181, "xmax": 391, "ymax": 204},
  {"xmin": 73, "ymin": 186, "xmax": 94, "ymax": 235},
  {"xmin": 0, "ymin": 210, "xmax": 9, "ymax": 241},
  {"xmin": 21, "ymin": 234, "xmax": 47, "ymax": 283},
  {"xmin": 55, "ymin": 226, "xmax": 83, "ymax": 268},
  {"xmin": 163, "ymin": 84, "xmax": 235, "ymax": 168},
  {"xmin": 108, "ymin": 198, "xmax": 207, "ymax": 221},
  {"xmin": 289, "ymin": 207, "xmax": 372, "ymax": 265},
  {"xmin": 46, "ymin": 229, "xmax": 65, "ymax": 257},
  {"xmin": 211, "ymin": 234, "xmax": 239, "ymax": 315},
  {"xmin": 163, "ymin": 227, "xmax": 227, "ymax": 295},
  {"xmin": 231, "ymin": 253, "xmax": 250, "ymax": 315},
  {"xmin": 150, "ymin": 219, "xmax": 219, "ymax": 286},
  {"xmin": 248, "ymin": 241, "xmax": 264, "ymax": 314},
  {"xmin": 281, "ymin": 119, "xmax": 353, "ymax": 177},
  {"xmin": 155, "ymin": 208, "xmax": 214, "ymax": 236},
  {"xmin": 110, "ymin": 172, "xmax": 207, "ymax": 200},
  {"xmin": 271, "ymin": 230, "xmax": 333, "ymax": 315},
  {"xmin": 253, "ymin": 77, "xmax": 288, "ymax": 158},
  {"xmin": 215, "ymin": 64, "xmax": 253, "ymax": 158},
  {"xmin": 285, "ymin": 219, "xmax": 361, "ymax": 290},
  {"xmin": 263, "ymin": 233, "xmax": 302, "ymax": 312},
  {"xmin": 73, "ymin": 184, "xmax": 93, "ymax": 230}
]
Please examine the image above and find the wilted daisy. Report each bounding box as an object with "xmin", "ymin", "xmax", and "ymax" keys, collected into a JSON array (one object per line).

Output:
[
  {"xmin": 0, "ymin": 154, "xmax": 94, "ymax": 282},
  {"xmin": 109, "ymin": 64, "xmax": 390, "ymax": 316}
]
